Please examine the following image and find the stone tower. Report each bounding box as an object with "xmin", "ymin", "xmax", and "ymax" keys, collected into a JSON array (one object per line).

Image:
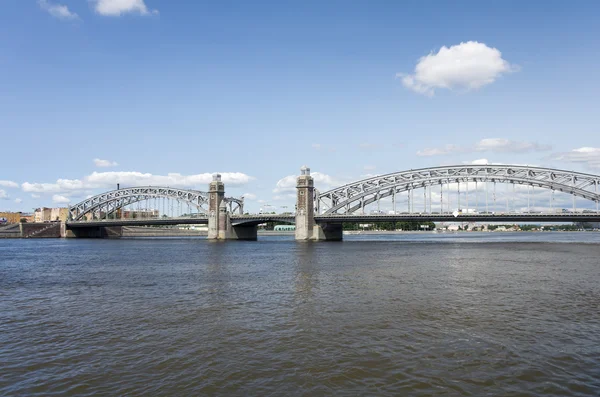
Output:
[
  {"xmin": 295, "ymin": 166, "xmax": 315, "ymax": 240},
  {"xmin": 208, "ymin": 174, "xmax": 225, "ymax": 239}
]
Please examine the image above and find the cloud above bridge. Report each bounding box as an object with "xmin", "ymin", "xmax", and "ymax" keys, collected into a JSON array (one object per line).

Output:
[
  {"xmin": 398, "ymin": 41, "xmax": 516, "ymax": 96},
  {"xmin": 273, "ymin": 172, "xmax": 345, "ymax": 194},
  {"xmin": 92, "ymin": 0, "xmax": 158, "ymax": 16},
  {"xmin": 38, "ymin": 0, "xmax": 79, "ymax": 20},
  {"xmin": 417, "ymin": 138, "xmax": 552, "ymax": 157},
  {"xmin": 0, "ymin": 190, "xmax": 9, "ymax": 200},
  {"xmin": 0, "ymin": 180, "xmax": 18, "ymax": 188},
  {"xmin": 94, "ymin": 158, "xmax": 119, "ymax": 168},
  {"xmin": 548, "ymin": 147, "xmax": 600, "ymax": 170},
  {"xmin": 52, "ymin": 194, "xmax": 70, "ymax": 204},
  {"xmin": 474, "ymin": 138, "xmax": 551, "ymax": 152},
  {"xmin": 21, "ymin": 171, "xmax": 254, "ymax": 195}
]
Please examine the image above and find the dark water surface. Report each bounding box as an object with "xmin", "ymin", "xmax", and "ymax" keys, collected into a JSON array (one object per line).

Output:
[{"xmin": 1, "ymin": 233, "xmax": 600, "ymax": 396}]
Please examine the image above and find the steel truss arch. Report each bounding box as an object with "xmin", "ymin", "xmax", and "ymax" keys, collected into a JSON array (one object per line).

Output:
[
  {"xmin": 317, "ymin": 165, "xmax": 600, "ymax": 214},
  {"xmin": 69, "ymin": 186, "xmax": 243, "ymax": 221},
  {"xmin": 225, "ymin": 197, "xmax": 244, "ymax": 215}
]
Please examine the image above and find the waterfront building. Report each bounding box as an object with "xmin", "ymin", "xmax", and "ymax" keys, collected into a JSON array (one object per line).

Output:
[
  {"xmin": 34, "ymin": 207, "xmax": 69, "ymax": 222},
  {"xmin": 0, "ymin": 212, "xmax": 26, "ymax": 224}
]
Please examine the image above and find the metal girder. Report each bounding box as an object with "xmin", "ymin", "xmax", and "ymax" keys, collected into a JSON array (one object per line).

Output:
[
  {"xmin": 69, "ymin": 186, "xmax": 243, "ymax": 221},
  {"xmin": 225, "ymin": 197, "xmax": 244, "ymax": 215},
  {"xmin": 318, "ymin": 165, "xmax": 600, "ymax": 214}
]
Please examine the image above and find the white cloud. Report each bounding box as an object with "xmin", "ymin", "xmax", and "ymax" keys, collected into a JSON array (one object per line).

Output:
[
  {"xmin": 94, "ymin": 158, "xmax": 119, "ymax": 168},
  {"xmin": 14, "ymin": 198, "xmax": 23, "ymax": 204},
  {"xmin": 92, "ymin": 0, "xmax": 158, "ymax": 16},
  {"xmin": 242, "ymin": 193, "xmax": 257, "ymax": 200},
  {"xmin": 52, "ymin": 194, "xmax": 71, "ymax": 204},
  {"xmin": 474, "ymin": 138, "xmax": 551, "ymax": 153},
  {"xmin": 417, "ymin": 138, "xmax": 551, "ymax": 157},
  {"xmin": 548, "ymin": 147, "xmax": 600, "ymax": 170},
  {"xmin": 31, "ymin": 194, "xmax": 41, "ymax": 199},
  {"xmin": 364, "ymin": 165, "xmax": 377, "ymax": 171},
  {"xmin": 22, "ymin": 182, "xmax": 61, "ymax": 193},
  {"xmin": 273, "ymin": 175, "xmax": 296, "ymax": 193},
  {"xmin": 470, "ymin": 159, "xmax": 490, "ymax": 165},
  {"xmin": 22, "ymin": 171, "xmax": 253, "ymax": 194},
  {"xmin": 0, "ymin": 180, "xmax": 18, "ymax": 188},
  {"xmin": 0, "ymin": 190, "xmax": 8, "ymax": 199},
  {"xmin": 85, "ymin": 171, "xmax": 252, "ymax": 188},
  {"xmin": 417, "ymin": 144, "xmax": 463, "ymax": 157},
  {"xmin": 398, "ymin": 41, "xmax": 516, "ymax": 96},
  {"xmin": 312, "ymin": 144, "xmax": 322, "ymax": 150},
  {"xmin": 312, "ymin": 172, "xmax": 343, "ymax": 187},
  {"xmin": 38, "ymin": 0, "xmax": 79, "ymax": 20},
  {"xmin": 273, "ymin": 171, "xmax": 345, "ymax": 193}
]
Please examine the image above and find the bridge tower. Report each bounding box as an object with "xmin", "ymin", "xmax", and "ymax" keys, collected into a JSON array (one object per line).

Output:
[
  {"xmin": 295, "ymin": 166, "xmax": 315, "ymax": 240},
  {"xmin": 208, "ymin": 174, "xmax": 226, "ymax": 239},
  {"xmin": 295, "ymin": 166, "xmax": 343, "ymax": 241}
]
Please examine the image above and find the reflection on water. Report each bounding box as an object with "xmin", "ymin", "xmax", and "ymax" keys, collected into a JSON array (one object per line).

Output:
[{"xmin": 1, "ymin": 234, "xmax": 600, "ymax": 396}]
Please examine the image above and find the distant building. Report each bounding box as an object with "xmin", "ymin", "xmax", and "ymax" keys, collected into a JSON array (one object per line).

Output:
[
  {"xmin": 34, "ymin": 207, "xmax": 69, "ymax": 222},
  {"xmin": 20, "ymin": 214, "xmax": 34, "ymax": 223},
  {"xmin": 0, "ymin": 212, "xmax": 26, "ymax": 224}
]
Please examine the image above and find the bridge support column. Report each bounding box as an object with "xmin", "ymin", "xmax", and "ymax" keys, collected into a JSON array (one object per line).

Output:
[
  {"xmin": 313, "ymin": 222, "xmax": 343, "ymax": 241},
  {"xmin": 295, "ymin": 166, "xmax": 342, "ymax": 241},
  {"xmin": 208, "ymin": 174, "xmax": 226, "ymax": 240},
  {"xmin": 208, "ymin": 174, "xmax": 256, "ymax": 240},
  {"xmin": 295, "ymin": 166, "xmax": 315, "ymax": 240}
]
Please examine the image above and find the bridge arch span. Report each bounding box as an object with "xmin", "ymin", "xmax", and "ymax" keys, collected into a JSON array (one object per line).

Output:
[
  {"xmin": 69, "ymin": 186, "xmax": 243, "ymax": 221},
  {"xmin": 317, "ymin": 165, "xmax": 600, "ymax": 214}
]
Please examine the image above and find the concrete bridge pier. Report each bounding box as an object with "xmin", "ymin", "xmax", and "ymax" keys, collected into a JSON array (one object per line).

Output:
[
  {"xmin": 313, "ymin": 222, "xmax": 343, "ymax": 241},
  {"xmin": 207, "ymin": 174, "xmax": 258, "ymax": 240},
  {"xmin": 295, "ymin": 166, "xmax": 343, "ymax": 241},
  {"xmin": 208, "ymin": 174, "xmax": 226, "ymax": 239}
]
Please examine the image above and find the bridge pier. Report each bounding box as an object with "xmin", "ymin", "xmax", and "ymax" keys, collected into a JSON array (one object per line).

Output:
[
  {"xmin": 313, "ymin": 222, "xmax": 343, "ymax": 241},
  {"xmin": 207, "ymin": 174, "xmax": 258, "ymax": 240},
  {"xmin": 208, "ymin": 174, "xmax": 226, "ymax": 239},
  {"xmin": 295, "ymin": 166, "xmax": 343, "ymax": 241}
]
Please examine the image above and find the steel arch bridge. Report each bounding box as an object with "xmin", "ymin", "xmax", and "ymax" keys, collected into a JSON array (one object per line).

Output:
[
  {"xmin": 69, "ymin": 186, "xmax": 244, "ymax": 221},
  {"xmin": 317, "ymin": 165, "xmax": 600, "ymax": 214}
]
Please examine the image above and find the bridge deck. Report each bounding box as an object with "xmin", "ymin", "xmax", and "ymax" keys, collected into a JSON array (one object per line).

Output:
[
  {"xmin": 66, "ymin": 213, "xmax": 600, "ymax": 228},
  {"xmin": 315, "ymin": 213, "xmax": 600, "ymax": 223}
]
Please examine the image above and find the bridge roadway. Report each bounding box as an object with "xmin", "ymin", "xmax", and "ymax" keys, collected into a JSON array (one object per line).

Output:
[{"xmin": 66, "ymin": 213, "xmax": 600, "ymax": 228}]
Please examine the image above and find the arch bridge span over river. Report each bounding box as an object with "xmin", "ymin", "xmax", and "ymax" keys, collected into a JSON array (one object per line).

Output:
[{"xmin": 65, "ymin": 164, "xmax": 600, "ymax": 240}]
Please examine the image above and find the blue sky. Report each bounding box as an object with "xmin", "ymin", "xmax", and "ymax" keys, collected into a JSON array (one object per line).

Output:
[{"xmin": 1, "ymin": 0, "xmax": 600, "ymax": 213}]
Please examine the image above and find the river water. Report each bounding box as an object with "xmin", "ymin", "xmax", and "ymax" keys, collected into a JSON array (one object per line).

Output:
[{"xmin": 1, "ymin": 233, "xmax": 599, "ymax": 396}]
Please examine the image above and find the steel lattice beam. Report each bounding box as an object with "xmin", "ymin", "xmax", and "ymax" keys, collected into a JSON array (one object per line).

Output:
[
  {"xmin": 69, "ymin": 186, "xmax": 244, "ymax": 221},
  {"xmin": 318, "ymin": 165, "xmax": 600, "ymax": 214}
]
